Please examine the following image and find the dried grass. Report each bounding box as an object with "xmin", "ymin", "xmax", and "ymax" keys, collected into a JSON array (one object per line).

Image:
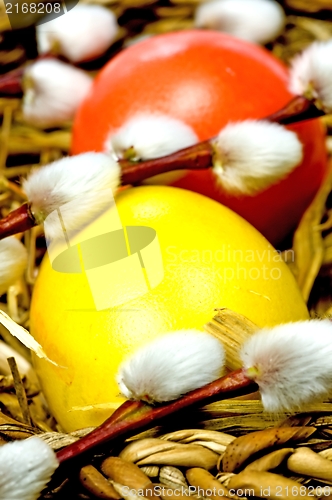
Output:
[{"xmin": 0, "ymin": 0, "xmax": 332, "ymax": 497}]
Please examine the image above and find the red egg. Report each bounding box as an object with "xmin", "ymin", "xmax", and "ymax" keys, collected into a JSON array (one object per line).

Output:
[{"xmin": 72, "ymin": 30, "xmax": 328, "ymax": 245}]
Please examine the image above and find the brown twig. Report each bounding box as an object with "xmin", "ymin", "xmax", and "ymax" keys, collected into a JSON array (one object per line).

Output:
[
  {"xmin": 119, "ymin": 140, "xmax": 214, "ymax": 185},
  {"xmin": 0, "ymin": 142, "xmax": 214, "ymax": 240},
  {"xmin": 7, "ymin": 356, "xmax": 32, "ymax": 426},
  {"xmin": 0, "ymin": 67, "xmax": 24, "ymax": 96},
  {"xmin": 0, "ymin": 93, "xmax": 326, "ymax": 241},
  {"xmin": 56, "ymin": 369, "xmax": 257, "ymax": 464},
  {"xmin": 266, "ymin": 96, "xmax": 325, "ymax": 125},
  {"xmin": 0, "ymin": 203, "xmax": 35, "ymax": 239}
]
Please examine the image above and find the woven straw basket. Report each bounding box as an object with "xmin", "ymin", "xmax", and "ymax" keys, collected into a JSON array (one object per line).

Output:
[{"xmin": 1, "ymin": 0, "xmax": 332, "ymax": 498}]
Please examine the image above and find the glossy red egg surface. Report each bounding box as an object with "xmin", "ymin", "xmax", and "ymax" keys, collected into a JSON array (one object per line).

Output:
[{"xmin": 72, "ymin": 30, "xmax": 327, "ymax": 245}]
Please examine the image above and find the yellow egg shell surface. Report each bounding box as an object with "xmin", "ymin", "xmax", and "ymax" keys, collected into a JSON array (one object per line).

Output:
[{"xmin": 30, "ymin": 186, "xmax": 308, "ymax": 431}]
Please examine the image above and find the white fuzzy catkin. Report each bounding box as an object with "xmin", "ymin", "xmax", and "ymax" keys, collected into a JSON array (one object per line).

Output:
[
  {"xmin": 0, "ymin": 437, "xmax": 59, "ymax": 500},
  {"xmin": 241, "ymin": 320, "xmax": 332, "ymax": 412},
  {"xmin": 106, "ymin": 113, "xmax": 198, "ymax": 161},
  {"xmin": 22, "ymin": 59, "xmax": 92, "ymax": 129},
  {"xmin": 213, "ymin": 120, "xmax": 303, "ymax": 195},
  {"xmin": 117, "ymin": 330, "xmax": 225, "ymax": 403},
  {"xmin": 195, "ymin": 0, "xmax": 285, "ymax": 45},
  {"xmin": 289, "ymin": 40, "xmax": 332, "ymax": 114},
  {"xmin": 36, "ymin": 4, "xmax": 118, "ymax": 63},
  {"xmin": 0, "ymin": 237, "xmax": 27, "ymax": 295},
  {"xmin": 23, "ymin": 152, "xmax": 120, "ymax": 240}
]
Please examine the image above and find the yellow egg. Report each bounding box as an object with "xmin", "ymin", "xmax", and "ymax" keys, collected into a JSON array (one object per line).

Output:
[{"xmin": 30, "ymin": 186, "xmax": 308, "ymax": 431}]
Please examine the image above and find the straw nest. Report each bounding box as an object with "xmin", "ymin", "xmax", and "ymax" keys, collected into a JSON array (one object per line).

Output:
[{"xmin": 1, "ymin": 0, "xmax": 332, "ymax": 498}]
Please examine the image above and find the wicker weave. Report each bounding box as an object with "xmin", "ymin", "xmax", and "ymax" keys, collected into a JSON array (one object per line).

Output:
[{"xmin": 0, "ymin": 1, "xmax": 332, "ymax": 498}]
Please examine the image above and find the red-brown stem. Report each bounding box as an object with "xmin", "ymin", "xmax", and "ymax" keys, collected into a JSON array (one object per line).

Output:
[
  {"xmin": 118, "ymin": 95, "xmax": 323, "ymax": 186},
  {"xmin": 0, "ymin": 55, "xmax": 64, "ymax": 96},
  {"xmin": 116, "ymin": 96, "xmax": 324, "ymax": 188},
  {"xmin": 266, "ymin": 95, "xmax": 325, "ymax": 125},
  {"xmin": 0, "ymin": 67, "xmax": 25, "ymax": 96},
  {"xmin": 104, "ymin": 399, "xmax": 144, "ymax": 426},
  {"xmin": 120, "ymin": 140, "xmax": 214, "ymax": 185},
  {"xmin": 56, "ymin": 369, "xmax": 258, "ymax": 464},
  {"xmin": 0, "ymin": 142, "xmax": 214, "ymax": 241},
  {"xmin": 0, "ymin": 203, "xmax": 35, "ymax": 238},
  {"xmin": 0, "ymin": 94, "xmax": 324, "ymax": 240}
]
